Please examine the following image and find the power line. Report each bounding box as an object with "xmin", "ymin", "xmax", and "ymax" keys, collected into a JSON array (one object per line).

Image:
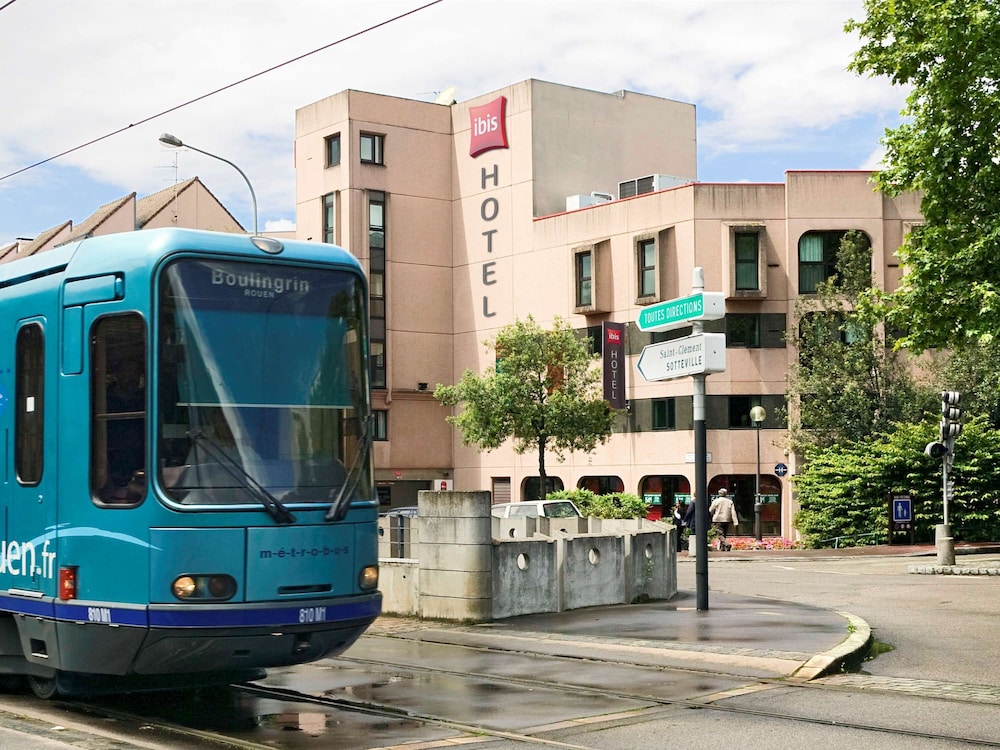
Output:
[
  {"xmin": 0, "ymin": 0, "xmax": 444, "ymax": 184},
  {"xmin": 0, "ymin": 0, "xmax": 20, "ymax": 12}
]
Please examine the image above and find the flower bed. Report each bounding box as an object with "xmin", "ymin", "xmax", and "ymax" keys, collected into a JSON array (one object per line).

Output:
[{"xmin": 725, "ymin": 536, "xmax": 802, "ymax": 551}]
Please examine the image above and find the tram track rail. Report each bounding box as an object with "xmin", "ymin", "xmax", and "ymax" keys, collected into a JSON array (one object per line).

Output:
[{"xmin": 246, "ymin": 648, "xmax": 1000, "ymax": 748}]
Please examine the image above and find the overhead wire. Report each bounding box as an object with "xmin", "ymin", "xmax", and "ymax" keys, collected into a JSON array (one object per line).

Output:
[{"xmin": 0, "ymin": 0, "xmax": 444, "ymax": 184}]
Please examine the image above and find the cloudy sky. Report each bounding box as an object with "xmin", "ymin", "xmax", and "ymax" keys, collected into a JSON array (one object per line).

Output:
[{"xmin": 0, "ymin": 0, "xmax": 904, "ymax": 247}]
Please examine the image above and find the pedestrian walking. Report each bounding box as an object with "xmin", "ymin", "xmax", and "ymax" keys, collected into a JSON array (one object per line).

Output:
[{"xmin": 709, "ymin": 488, "xmax": 738, "ymax": 550}]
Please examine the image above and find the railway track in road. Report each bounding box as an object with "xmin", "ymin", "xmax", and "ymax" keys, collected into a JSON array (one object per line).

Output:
[{"xmin": 13, "ymin": 645, "xmax": 1000, "ymax": 749}]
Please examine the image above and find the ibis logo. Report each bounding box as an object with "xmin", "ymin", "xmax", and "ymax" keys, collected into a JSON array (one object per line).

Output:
[{"xmin": 469, "ymin": 96, "xmax": 508, "ymax": 157}]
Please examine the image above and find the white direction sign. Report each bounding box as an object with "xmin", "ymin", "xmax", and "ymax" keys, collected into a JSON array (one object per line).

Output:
[{"xmin": 636, "ymin": 333, "xmax": 727, "ymax": 381}]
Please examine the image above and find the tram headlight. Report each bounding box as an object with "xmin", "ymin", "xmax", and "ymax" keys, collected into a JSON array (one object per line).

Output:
[
  {"xmin": 172, "ymin": 574, "xmax": 237, "ymax": 601},
  {"xmin": 359, "ymin": 565, "xmax": 379, "ymax": 591},
  {"xmin": 173, "ymin": 576, "xmax": 197, "ymax": 598}
]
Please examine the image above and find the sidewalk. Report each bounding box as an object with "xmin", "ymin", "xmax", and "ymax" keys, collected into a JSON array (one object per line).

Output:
[{"xmin": 367, "ymin": 543, "xmax": 999, "ymax": 683}]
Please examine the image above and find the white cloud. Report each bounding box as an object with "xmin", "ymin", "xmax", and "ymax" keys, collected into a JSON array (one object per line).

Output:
[{"xmin": 0, "ymin": 0, "xmax": 907, "ymax": 244}]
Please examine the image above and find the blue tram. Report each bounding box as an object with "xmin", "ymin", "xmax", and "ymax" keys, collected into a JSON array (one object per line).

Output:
[{"xmin": 0, "ymin": 228, "xmax": 381, "ymax": 697}]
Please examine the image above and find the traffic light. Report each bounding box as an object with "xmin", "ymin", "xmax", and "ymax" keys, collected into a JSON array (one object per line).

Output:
[
  {"xmin": 940, "ymin": 391, "xmax": 962, "ymax": 442},
  {"xmin": 925, "ymin": 441, "xmax": 948, "ymax": 459}
]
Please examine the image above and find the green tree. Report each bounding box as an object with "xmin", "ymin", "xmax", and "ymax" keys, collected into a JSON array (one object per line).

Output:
[
  {"xmin": 847, "ymin": 1, "xmax": 1000, "ymax": 349},
  {"xmin": 794, "ymin": 418, "xmax": 1000, "ymax": 547},
  {"xmin": 434, "ymin": 316, "xmax": 615, "ymax": 495},
  {"xmin": 786, "ymin": 230, "xmax": 931, "ymax": 452}
]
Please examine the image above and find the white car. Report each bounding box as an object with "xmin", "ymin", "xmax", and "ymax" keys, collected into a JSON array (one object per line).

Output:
[{"xmin": 490, "ymin": 500, "xmax": 582, "ymax": 519}]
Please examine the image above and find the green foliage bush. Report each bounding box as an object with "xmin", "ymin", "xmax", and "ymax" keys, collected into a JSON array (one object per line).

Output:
[
  {"xmin": 793, "ymin": 417, "xmax": 1000, "ymax": 547},
  {"xmin": 547, "ymin": 489, "xmax": 648, "ymax": 519}
]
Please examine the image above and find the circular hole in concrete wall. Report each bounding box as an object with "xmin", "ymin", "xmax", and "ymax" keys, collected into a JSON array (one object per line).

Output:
[
  {"xmin": 517, "ymin": 553, "xmax": 530, "ymax": 570},
  {"xmin": 645, "ymin": 544, "xmax": 654, "ymax": 559},
  {"xmin": 588, "ymin": 548, "xmax": 600, "ymax": 565},
  {"xmin": 508, "ymin": 528, "xmax": 518, "ymax": 538},
  {"xmin": 378, "ymin": 527, "xmax": 384, "ymax": 537}
]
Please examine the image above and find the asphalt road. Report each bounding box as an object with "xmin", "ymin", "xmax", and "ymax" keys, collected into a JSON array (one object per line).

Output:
[{"xmin": 679, "ymin": 553, "xmax": 1000, "ymax": 687}]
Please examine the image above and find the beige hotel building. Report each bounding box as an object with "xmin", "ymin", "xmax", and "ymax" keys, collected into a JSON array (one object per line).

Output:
[{"xmin": 293, "ymin": 79, "xmax": 921, "ymax": 539}]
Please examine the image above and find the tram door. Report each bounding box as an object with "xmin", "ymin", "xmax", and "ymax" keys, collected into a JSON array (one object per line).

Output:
[{"xmin": 8, "ymin": 319, "xmax": 56, "ymax": 594}]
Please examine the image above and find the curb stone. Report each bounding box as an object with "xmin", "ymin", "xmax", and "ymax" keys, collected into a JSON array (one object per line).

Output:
[{"xmin": 787, "ymin": 611, "xmax": 871, "ymax": 682}]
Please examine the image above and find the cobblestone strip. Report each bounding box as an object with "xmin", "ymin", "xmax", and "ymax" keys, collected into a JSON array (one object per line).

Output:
[
  {"xmin": 819, "ymin": 673, "xmax": 1000, "ymax": 704},
  {"xmin": 908, "ymin": 564, "xmax": 1000, "ymax": 575}
]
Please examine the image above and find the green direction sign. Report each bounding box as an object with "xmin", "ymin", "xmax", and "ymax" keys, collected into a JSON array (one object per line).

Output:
[{"xmin": 636, "ymin": 291, "xmax": 725, "ymax": 332}]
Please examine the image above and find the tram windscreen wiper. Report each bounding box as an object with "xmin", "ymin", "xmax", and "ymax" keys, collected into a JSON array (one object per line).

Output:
[
  {"xmin": 325, "ymin": 415, "xmax": 373, "ymax": 523},
  {"xmin": 189, "ymin": 430, "xmax": 295, "ymax": 525}
]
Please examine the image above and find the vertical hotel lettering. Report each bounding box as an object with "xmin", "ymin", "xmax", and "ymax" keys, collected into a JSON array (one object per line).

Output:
[{"xmin": 469, "ymin": 96, "xmax": 509, "ymax": 319}]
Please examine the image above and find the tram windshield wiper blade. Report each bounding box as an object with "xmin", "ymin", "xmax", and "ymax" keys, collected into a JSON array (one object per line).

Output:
[
  {"xmin": 189, "ymin": 430, "xmax": 295, "ymax": 525},
  {"xmin": 326, "ymin": 415, "xmax": 373, "ymax": 523}
]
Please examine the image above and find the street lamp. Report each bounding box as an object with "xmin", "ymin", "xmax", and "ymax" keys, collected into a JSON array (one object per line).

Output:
[
  {"xmin": 158, "ymin": 133, "xmax": 258, "ymax": 235},
  {"xmin": 750, "ymin": 405, "xmax": 767, "ymax": 541}
]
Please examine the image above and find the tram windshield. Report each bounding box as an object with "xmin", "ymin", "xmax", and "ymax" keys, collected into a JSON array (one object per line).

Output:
[{"xmin": 156, "ymin": 258, "xmax": 372, "ymax": 511}]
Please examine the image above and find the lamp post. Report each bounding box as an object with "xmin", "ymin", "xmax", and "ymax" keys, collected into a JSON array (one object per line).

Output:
[
  {"xmin": 158, "ymin": 133, "xmax": 258, "ymax": 235},
  {"xmin": 750, "ymin": 405, "xmax": 766, "ymax": 541}
]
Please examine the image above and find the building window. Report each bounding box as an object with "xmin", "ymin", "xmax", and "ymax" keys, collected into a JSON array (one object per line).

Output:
[
  {"xmin": 727, "ymin": 315, "xmax": 761, "ymax": 348},
  {"xmin": 523, "ymin": 476, "xmax": 564, "ymax": 502},
  {"xmin": 735, "ymin": 232, "xmax": 759, "ymax": 290},
  {"xmin": 369, "ymin": 191, "xmax": 387, "ymax": 388},
  {"xmin": 652, "ymin": 398, "xmax": 677, "ymax": 430},
  {"xmin": 369, "ymin": 191, "xmax": 385, "ymax": 250},
  {"xmin": 373, "ymin": 410, "xmax": 388, "ymax": 441},
  {"xmin": 637, "ymin": 238, "xmax": 656, "ymax": 298},
  {"xmin": 576, "ymin": 250, "xmax": 592, "ymax": 307},
  {"xmin": 371, "ymin": 340, "xmax": 386, "ymax": 389},
  {"xmin": 325, "ymin": 133, "xmax": 341, "ymax": 167},
  {"xmin": 798, "ymin": 230, "xmax": 871, "ymax": 294},
  {"xmin": 322, "ymin": 192, "xmax": 336, "ymax": 244},
  {"xmin": 360, "ymin": 133, "xmax": 384, "ymax": 165},
  {"xmin": 15, "ymin": 323, "xmax": 44, "ymax": 485},
  {"xmin": 728, "ymin": 395, "xmax": 761, "ymax": 428},
  {"xmin": 578, "ymin": 476, "xmax": 624, "ymax": 494}
]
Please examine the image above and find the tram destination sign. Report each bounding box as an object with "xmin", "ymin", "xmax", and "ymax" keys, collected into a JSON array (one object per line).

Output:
[
  {"xmin": 635, "ymin": 332, "xmax": 727, "ymax": 381},
  {"xmin": 636, "ymin": 291, "xmax": 725, "ymax": 332}
]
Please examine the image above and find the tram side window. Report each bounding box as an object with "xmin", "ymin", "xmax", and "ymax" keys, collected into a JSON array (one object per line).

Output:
[
  {"xmin": 91, "ymin": 315, "xmax": 146, "ymax": 504},
  {"xmin": 15, "ymin": 323, "xmax": 44, "ymax": 485}
]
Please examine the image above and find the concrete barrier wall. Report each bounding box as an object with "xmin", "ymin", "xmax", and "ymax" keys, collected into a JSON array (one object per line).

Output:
[
  {"xmin": 417, "ymin": 491, "xmax": 493, "ymax": 621},
  {"xmin": 491, "ymin": 539, "xmax": 559, "ymax": 619},
  {"xmin": 561, "ymin": 535, "xmax": 628, "ymax": 610},
  {"xmin": 378, "ymin": 491, "xmax": 678, "ymax": 621},
  {"xmin": 378, "ymin": 559, "xmax": 419, "ymax": 616}
]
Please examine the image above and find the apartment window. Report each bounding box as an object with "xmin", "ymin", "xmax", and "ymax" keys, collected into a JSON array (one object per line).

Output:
[
  {"xmin": 576, "ymin": 250, "xmax": 592, "ymax": 307},
  {"xmin": 15, "ymin": 323, "xmax": 44, "ymax": 485},
  {"xmin": 322, "ymin": 192, "xmax": 336, "ymax": 244},
  {"xmin": 325, "ymin": 133, "xmax": 341, "ymax": 167},
  {"xmin": 523, "ymin": 476, "xmax": 564, "ymax": 502},
  {"xmin": 360, "ymin": 133, "xmax": 384, "ymax": 165},
  {"xmin": 735, "ymin": 232, "xmax": 760, "ymax": 290},
  {"xmin": 373, "ymin": 410, "xmax": 388, "ymax": 441},
  {"xmin": 637, "ymin": 238, "xmax": 656, "ymax": 298},
  {"xmin": 798, "ymin": 230, "xmax": 870, "ymax": 294},
  {"xmin": 652, "ymin": 398, "xmax": 677, "ymax": 430},
  {"xmin": 729, "ymin": 395, "xmax": 762, "ymax": 428},
  {"xmin": 369, "ymin": 191, "xmax": 385, "ymax": 249},
  {"xmin": 369, "ymin": 270, "xmax": 385, "ymax": 318},
  {"xmin": 371, "ymin": 340, "xmax": 386, "ymax": 389},
  {"xmin": 727, "ymin": 315, "xmax": 760, "ymax": 348}
]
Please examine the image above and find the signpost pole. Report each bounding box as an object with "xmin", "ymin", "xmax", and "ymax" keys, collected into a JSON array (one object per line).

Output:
[{"xmin": 691, "ymin": 269, "xmax": 709, "ymax": 611}]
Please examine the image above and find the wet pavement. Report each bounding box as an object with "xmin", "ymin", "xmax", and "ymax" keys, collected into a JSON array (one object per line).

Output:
[{"xmin": 2, "ymin": 543, "xmax": 997, "ymax": 748}]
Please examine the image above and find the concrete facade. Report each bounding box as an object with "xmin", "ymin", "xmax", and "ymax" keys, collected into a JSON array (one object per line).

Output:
[{"xmin": 294, "ymin": 78, "xmax": 922, "ymax": 539}]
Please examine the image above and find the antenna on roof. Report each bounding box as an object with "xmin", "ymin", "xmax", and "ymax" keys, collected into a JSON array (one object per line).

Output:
[{"xmin": 434, "ymin": 86, "xmax": 457, "ymax": 105}]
